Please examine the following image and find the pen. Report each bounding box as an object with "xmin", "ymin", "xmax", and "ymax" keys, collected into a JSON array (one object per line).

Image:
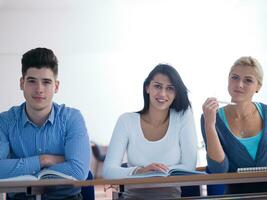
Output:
[{"xmin": 218, "ymin": 100, "xmax": 236, "ymax": 105}]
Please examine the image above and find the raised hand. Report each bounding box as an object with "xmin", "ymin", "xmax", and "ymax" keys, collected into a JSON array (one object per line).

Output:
[{"xmin": 202, "ymin": 97, "xmax": 219, "ymax": 127}]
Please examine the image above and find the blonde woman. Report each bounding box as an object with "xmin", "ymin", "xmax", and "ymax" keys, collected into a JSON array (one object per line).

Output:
[{"xmin": 201, "ymin": 56, "xmax": 267, "ymax": 194}]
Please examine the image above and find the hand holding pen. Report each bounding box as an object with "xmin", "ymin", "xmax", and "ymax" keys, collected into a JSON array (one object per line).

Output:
[
  {"xmin": 217, "ymin": 100, "xmax": 236, "ymax": 105},
  {"xmin": 202, "ymin": 98, "xmax": 235, "ymax": 125}
]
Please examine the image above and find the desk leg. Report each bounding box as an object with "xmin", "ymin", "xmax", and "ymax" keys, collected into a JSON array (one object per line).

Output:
[
  {"xmin": 36, "ymin": 194, "xmax": 41, "ymax": 200},
  {"xmin": 0, "ymin": 193, "xmax": 6, "ymax": 200},
  {"xmin": 200, "ymin": 185, "xmax": 207, "ymax": 196},
  {"xmin": 112, "ymin": 191, "xmax": 120, "ymax": 199}
]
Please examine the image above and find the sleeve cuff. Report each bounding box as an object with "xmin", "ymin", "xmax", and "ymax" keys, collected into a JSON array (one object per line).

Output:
[
  {"xmin": 130, "ymin": 166, "xmax": 141, "ymax": 175},
  {"xmin": 26, "ymin": 156, "xmax": 41, "ymax": 175},
  {"xmin": 207, "ymin": 155, "xmax": 229, "ymax": 173},
  {"xmin": 0, "ymin": 141, "xmax": 9, "ymax": 159}
]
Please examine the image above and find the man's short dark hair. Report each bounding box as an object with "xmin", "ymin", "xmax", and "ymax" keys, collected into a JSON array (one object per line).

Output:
[{"xmin": 21, "ymin": 47, "xmax": 58, "ymax": 77}]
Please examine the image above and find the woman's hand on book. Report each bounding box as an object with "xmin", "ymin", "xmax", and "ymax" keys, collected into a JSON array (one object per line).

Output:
[
  {"xmin": 135, "ymin": 163, "xmax": 169, "ymax": 174},
  {"xmin": 40, "ymin": 155, "xmax": 65, "ymax": 168}
]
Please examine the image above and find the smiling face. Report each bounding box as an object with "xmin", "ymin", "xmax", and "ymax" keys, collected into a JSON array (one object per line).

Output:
[
  {"xmin": 228, "ymin": 65, "xmax": 261, "ymax": 103},
  {"xmin": 20, "ymin": 67, "xmax": 59, "ymax": 115},
  {"xmin": 146, "ymin": 73, "xmax": 176, "ymax": 112}
]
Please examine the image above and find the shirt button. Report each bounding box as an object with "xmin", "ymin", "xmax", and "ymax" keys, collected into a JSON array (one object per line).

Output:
[
  {"xmin": 39, "ymin": 148, "xmax": 42, "ymax": 152},
  {"xmin": 33, "ymin": 171, "xmax": 36, "ymax": 174}
]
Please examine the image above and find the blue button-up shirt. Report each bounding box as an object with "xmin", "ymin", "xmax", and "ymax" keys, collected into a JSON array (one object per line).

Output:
[{"xmin": 0, "ymin": 102, "xmax": 90, "ymax": 180}]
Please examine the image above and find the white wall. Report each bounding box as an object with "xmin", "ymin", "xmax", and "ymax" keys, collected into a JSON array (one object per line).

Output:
[{"xmin": 1, "ymin": 0, "xmax": 267, "ymax": 151}]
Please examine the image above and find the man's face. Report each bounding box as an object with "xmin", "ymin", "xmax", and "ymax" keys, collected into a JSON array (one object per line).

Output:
[{"xmin": 20, "ymin": 67, "xmax": 59, "ymax": 113}]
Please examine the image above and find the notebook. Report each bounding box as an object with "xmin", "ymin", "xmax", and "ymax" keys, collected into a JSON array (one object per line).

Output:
[{"xmin": 237, "ymin": 166, "xmax": 267, "ymax": 173}]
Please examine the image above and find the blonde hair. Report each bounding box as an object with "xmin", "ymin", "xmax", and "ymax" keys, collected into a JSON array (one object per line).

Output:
[{"xmin": 230, "ymin": 56, "xmax": 264, "ymax": 86}]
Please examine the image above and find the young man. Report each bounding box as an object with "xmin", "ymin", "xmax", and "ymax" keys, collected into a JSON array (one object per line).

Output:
[{"xmin": 0, "ymin": 47, "xmax": 90, "ymax": 200}]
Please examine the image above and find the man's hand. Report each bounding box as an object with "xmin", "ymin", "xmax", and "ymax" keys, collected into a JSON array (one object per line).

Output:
[{"xmin": 39, "ymin": 155, "xmax": 65, "ymax": 168}]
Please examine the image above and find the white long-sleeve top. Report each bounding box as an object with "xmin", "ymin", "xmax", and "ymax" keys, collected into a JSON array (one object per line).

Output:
[{"xmin": 103, "ymin": 108, "xmax": 198, "ymax": 179}]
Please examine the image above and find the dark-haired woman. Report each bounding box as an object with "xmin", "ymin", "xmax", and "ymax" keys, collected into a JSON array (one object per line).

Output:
[{"xmin": 103, "ymin": 64, "xmax": 197, "ymax": 199}]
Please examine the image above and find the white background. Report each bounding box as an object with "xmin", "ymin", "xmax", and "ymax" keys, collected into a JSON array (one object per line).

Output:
[{"xmin": 1, "ymin": 0, "xmax": 267, "ymax": 158}]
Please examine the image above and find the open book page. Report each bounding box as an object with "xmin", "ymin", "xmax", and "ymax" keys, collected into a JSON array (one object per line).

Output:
[
  {"xmin": 168, "ymin": 168, "xmax": 206, "ymax": 176},
  {"xmin": 0, "ymin": 170, "xmax": 77, "ymax": 182},
  {"xmin": 37, "ymin": 169, "xmax": 77, "ymax": 180},
  {"xmin": 129, "ymin": 170, "xmax": 169, "ymax": 178},
  {"xmin": 0, "ymin": 175, "xmax": 37, "ymax": 182},
  {"xmin": 129, "ymin": 167, "xmax": 206, "ymax": 178}
]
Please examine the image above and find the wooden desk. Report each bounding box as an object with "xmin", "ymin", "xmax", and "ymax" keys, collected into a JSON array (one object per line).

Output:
[
  {"xmin": 78, "ymin": 171, "xmax": 267, "ymax": 187},
  {"xmin": 1, "ymin": 172, "xmax": 267, "ymax": 199},
  {"xmin": 78, "ymin": 172, "xmax": 267, "ymax": 199},
  {"xmin": 0, "ymin": 179, "xmax": 77, "ymax": 200}
]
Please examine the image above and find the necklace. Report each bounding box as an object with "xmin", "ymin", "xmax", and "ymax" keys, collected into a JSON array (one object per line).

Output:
[{"xmin": 227, "ymin": 105, "xmax": 257, "ymax": 137}]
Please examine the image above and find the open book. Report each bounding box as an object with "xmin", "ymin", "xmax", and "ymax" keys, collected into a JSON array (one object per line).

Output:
[
  {"xmin": 0, "ymin": 169, "xmax": 77, "ymax": 182},
  {"xmin": 129, "ymin": 167, "xmax": 206, "ymax": 178}
]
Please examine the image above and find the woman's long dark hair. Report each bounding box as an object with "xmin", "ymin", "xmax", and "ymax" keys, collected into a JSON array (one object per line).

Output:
[{"xmin": 138, "ymin": 64, "xmax": 191, "ymax": 114}]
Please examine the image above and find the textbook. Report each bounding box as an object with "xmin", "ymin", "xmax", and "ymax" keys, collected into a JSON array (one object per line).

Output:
[
  {"xmin": 129, "ymin": 167, "xmax": 206, "ymax": 178},
  {"xmin": 0, "ymin": 169, "xmax": 77, "ymax": 182},
  {"xmin": 237, "ymin": 166, "xmax": 267, "ymax": 173}
]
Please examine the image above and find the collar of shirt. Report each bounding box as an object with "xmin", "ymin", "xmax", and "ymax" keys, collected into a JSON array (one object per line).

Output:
[{"xmin": 21, "ymin": 103, "xmax": 55, "ymax": 127}]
